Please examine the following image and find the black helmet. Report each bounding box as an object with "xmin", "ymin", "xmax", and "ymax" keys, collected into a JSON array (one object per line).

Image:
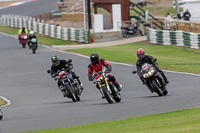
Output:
[
  {"xmin": 90, "ymin": 53, "xmax": 99, "ymax": 65},
  {"xmin": 51, "ymin": 55, "xmax": 60, "ymax": 66}
]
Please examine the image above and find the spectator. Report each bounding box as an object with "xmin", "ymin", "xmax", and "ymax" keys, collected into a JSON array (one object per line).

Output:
[
  {"xmin": 164, "ymin": 12, "xmax": 172, "ymax": 21},
  {"xmin": 183, "ymin": 9, "xmax": 191, "ymax": 21}
]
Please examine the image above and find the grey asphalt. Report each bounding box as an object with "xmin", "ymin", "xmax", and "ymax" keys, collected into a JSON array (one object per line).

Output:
[
  {"xmin": 0, "ymin": 0, "xmax": 56, "ymax": 16},
  {"xmin": 0, "ymin": 33, "xmax": 200, "ymax": 133}
]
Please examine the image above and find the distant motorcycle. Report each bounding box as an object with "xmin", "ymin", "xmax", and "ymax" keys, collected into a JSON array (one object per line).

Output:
[
  {"xmin": 121, "ymin": 21, "xmax": 144, "ymax": 38},
  {"xmin": 92, "ymin": 71, "xmax": 121, "ymax": 103},
  {"xmin": 132, "ymin": 63, "xmax": 168, "ymax": 96},
  {"xmin": 30, "ymin": 38, "xmax": 37, "ymax": 54},
  {"xmin": 47, "ymin": 60, "xmax": 82, "ymax": 102},
  {"xmin": 19, "ymin": 33, "xmax": 28, "ymax": 48},
  {"xmin": 0, "ymin": 107, "xmax": 3, "ymax": 120}
]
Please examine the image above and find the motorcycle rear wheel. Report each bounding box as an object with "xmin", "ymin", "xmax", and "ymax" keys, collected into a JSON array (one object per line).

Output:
[
  {"xmin": 122, "ymin": 29, "xmax": 130, "ymax": 38},
  {"xmin": 102, "ymin": 86, "xmax": 114, "ymax": 103},
  {"xmin": 151, "ymin": 79, "xmax": 163, "ymax": 96}
]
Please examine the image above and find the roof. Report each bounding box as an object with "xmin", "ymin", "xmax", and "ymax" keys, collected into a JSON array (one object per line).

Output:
[{"xmin": 181, "ymin": 0, "xmax": 200, "ymax": 3}]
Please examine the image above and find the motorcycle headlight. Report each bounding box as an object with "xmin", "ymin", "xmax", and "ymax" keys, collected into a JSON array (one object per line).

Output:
[
  {"xmin": 24, "ymin": 36, "xmax": 27, "ymax": 39},
  {"xmin": 143, "ymin": 74, "xmax": 148, "ymax": 78}
]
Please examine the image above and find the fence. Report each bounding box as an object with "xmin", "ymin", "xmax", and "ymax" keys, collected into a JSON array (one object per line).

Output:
[
  {"xmin": 146, "ymin": 27, "xmax": 200, "ymax": 49},
  {"xmin": 0, "ymin": 14, "xmax": 89, "ymax": 44}
]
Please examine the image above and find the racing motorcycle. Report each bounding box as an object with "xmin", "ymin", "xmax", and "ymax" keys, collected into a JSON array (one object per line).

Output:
[
  {"xmin": 0, "ymin": 107, "xmax": 3, "ymax": 120},
  {"xmin": 92, "ymin": 71, "xmax": 121, "ymax": 104},
  {"xmin": 47, "ymin": 60, "xmax": 82, "ymax": 102},
  {"xmin": 121, "ymin": 21, "xmax": 144, "ymax": 38},
  {"xmin": 30, "ymin": 38, "xmax": 37, "ymax": 54},
  {"xmin": 132, "ymin": 63, "xmax": 168, "ymax": 96},
  {"xmin": 20, "ymin": 33, "xmax": 28, "ymax": 48}
]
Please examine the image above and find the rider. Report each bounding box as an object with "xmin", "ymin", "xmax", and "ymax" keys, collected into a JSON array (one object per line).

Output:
[
  {"xmin": 28, "ymin": 31, "xmax": 38, "ymax": 49},
  {"xmin": 18, "ymin": 27, "xmax": 29, "ymax": 43},
  {"xmin": 50, "ymin": 55, "xmax": 84, "ymax": 95},
  {"xmin": 88, "ymin": 53, "xmax": 122, "ymax": 93},
  {"xmin": 136, "ymin": 48, "xmax": 169, "ymax": 84}
]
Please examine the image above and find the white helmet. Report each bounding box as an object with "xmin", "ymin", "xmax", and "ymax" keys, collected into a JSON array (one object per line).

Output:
[{"xmin": 30, "ymin": 31, "xmax": 34, "ymax": 35}]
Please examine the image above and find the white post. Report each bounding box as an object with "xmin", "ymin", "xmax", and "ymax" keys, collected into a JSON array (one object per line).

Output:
[{"xmin": 112, "ymin": 4, "xmax": 121, "ymax": 31}]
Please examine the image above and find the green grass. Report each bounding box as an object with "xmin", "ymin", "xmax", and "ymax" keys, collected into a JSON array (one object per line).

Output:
[
  {"xmin": 23, "ymin": 107, "xmax": 200, "ymax": 133},
  {"xmin": 66, "ymin": 41, "xmax": 200, "ymax": 74},
  {"xmin": 0, "ymin": 98, "xmax": 6, "ymax": 106},
  {"xmin": 0, "ymin": 26, "xmax": 79, "ymax": 46}
]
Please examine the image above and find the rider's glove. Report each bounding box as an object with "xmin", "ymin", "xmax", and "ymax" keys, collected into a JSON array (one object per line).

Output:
[{"xmin": 88, "ymin": 76, "xmax": 93, "ymax": 81}]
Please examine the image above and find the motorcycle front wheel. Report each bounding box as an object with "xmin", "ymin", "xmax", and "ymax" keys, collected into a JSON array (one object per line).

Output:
[
  {"xmin": 65, "ymin": 84, "xmax": 77, "ymax": 102},
  {"xmin": 32, "ymin": 45, "xmax": 37, "ymax": 54},
  {"xmin": 0, "ymin": 109, "xmax": 3, "ymax": 120},
  {"xmin": 101, "ymin": 86, "xmax": 114, "ymax": 103},
  {"xmin": 151, "ymin": 79, "xmax": 163, "ymax": 96},
  {"xmin": 122, "ymin": 29, "xmax": 130, "ymax": 38}
]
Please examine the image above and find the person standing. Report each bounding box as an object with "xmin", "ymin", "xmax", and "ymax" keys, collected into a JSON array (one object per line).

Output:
[{"xmin": 183, "ymin": 9, "xmax": 191, "ymax": 21}]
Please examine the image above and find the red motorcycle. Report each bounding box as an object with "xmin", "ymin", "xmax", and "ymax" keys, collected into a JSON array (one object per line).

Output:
[{"xmin": 20, "ymin": 33, "xmax": 28, "ymax": 48}]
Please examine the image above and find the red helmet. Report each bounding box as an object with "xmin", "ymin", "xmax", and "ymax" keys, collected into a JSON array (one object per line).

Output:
[{"xmin": 137, "ymin": 48, "xmax": 145, "ymax": 60}]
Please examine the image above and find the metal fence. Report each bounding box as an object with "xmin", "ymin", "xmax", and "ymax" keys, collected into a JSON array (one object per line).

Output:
[
  {"xmin": 0, "ymin": 14, "xmax": 89, "ymax": 44},
  {"xmin": 146, "ymin": 27, "xmax": 200, "ymax": 49}
]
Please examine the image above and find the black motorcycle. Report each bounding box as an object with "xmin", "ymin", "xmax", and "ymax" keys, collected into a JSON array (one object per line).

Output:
[
  {"xmin": 30, "ymin": 38, "xmax": 37, "ymax": 54},
  {"xmin": 0, "ymin": 107, "xmax": 3, "ymax": 120},
  {"xmin": 47, "ymin": 60, "xmax": 82, "ymax": 102},
  {"xmin": 132, "ymin": 63, "xmax": 168, "ymax": 96},
  {"xmin": 121, "ymin": 21, "xmax": 144, "ymax": 38},
  {"xmin": 92, "ymin": 71, "xmax": 121, "ymax": 104}
]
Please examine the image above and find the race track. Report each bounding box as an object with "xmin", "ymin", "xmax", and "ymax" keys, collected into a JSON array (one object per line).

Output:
[
  {"xmin": 0, "ymin": 33, "xmax": 200, "ymax": 133},
  {"xmin": 0, "ymin": 0, "xmax": 55, "ymax": 16}
]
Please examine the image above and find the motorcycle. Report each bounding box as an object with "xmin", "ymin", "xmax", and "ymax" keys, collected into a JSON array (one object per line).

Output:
[
  {"xmin": 121, "ymin": 21, "xmax": 144, "ymax": 38},
  {"xmin": 132, "ymin": 63, "xmax": 168, "ymax": 96},
  {"xmin": 47, "ymin": 60, "xmax": 82, "ymax": 102},
  {"xmin": 20, "ymin": 33, "xmax": 28, "ymax": 48},
  {"xmin": 92, "ymin": 71, "xmax": 121, "ymax": 103},
  {"xmin": 0, "ymin": 107, "xmax": 3, "ymax": 120},
  {"xmin": 30, "ymin": 38, "xmax": 37, "ymax": 54}
]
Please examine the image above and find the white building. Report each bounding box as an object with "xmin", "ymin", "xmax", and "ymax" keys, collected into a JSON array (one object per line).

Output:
[{"xmin": 180, "ymin": 0, "xmax": 200, "ymax": 21}]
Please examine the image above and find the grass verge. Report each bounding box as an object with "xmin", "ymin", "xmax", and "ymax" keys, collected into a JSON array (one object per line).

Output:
[
  {"xmin": 23, "ymin": 107, "xmax": 200, "ymax": 133},
  {"xmin": 66, "ymin": 41, "xmax": 200, "ymax": 74},
  {"xmin": 0, "ymin": 26, "xmax": 79, "ymax": 46}
]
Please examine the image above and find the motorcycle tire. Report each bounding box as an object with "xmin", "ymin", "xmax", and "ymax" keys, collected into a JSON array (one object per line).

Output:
[
  {"xmin": 65, "ymin": 84, "xmax": 77, "ymax": 102},
  {"xmin": 101, "ymin": 86, "xmax": 114, "ymax": 103},
  {"xmin": 74, "ymin": 87, "xmax": 80, "ymax": 101},
  {"xmin": 163, "ymin": 89, "xmax": 168, "ymax": 95},
  {"xmin": 110, "ymin": 85, "xmax": 121, "ymax": 102},
  {"xmin": 22, "ymin": 43, "xmax": 26, "ymax": 48},
  {"xmin": 151, "ymin": 79, "xmax": 163, "ymax": 96},
  {"xmin": 114, "ymin": 93, "xmax": 121, "ymax": 102},
  {"xmin": 32, "ymin": 44, "xmax": 37, "ymax": 54},
  {"xmin": 122, "ymin": 29, "xmax": 130, "ymax": 38},
  {"xmin": 0, "ymin": 109, "xmax": 3, "ymax": 120}
]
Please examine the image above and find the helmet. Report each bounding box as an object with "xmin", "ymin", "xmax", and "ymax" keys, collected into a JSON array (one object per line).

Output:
[
  {"xmin": 30, "ymin": 31, "xmax": 34, "ymax": 35},
  {"xmin": 137, "ymin": 48, "xmax": 145, "ymax": 60},
  {"xmin": 51, "ymin": 55, "xmax": 60, "ymax": 66},
  {"xmin": 90, "ymin": 53, "xmax": 99, "ymax": 65}
]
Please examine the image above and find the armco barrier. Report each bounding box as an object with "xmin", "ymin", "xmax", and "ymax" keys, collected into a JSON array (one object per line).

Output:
[
  {"xmin": 146, "ymin": 27, "xmax": 200, "ymax": 49},
  {"xmin": 0, "ymin": 14, "xmax": 89, "ymax": 44}
]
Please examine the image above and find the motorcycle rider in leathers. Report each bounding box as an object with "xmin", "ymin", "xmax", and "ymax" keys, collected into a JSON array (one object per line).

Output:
[
  {"xmin": 88, "ymin": 53, "xmax": 122, "ymax": 96},
  {"xmin": 28, "ymin": 31, "xmax": 38, "ymax": 49},
  {"xmin": 136, "ymin": 48, "xmax": 169, "ymax": 84},
  {"xmin": 50, "ymin": 55, "xmax": 84, "ymax": 96}
]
